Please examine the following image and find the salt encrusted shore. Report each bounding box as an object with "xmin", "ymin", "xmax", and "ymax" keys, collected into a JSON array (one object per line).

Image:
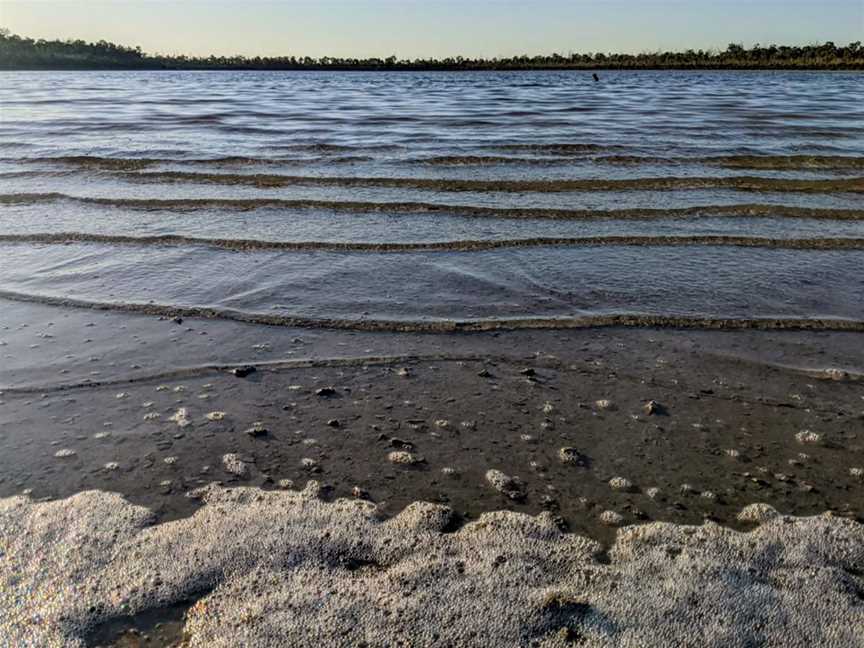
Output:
[{"xmin": 2, "ymin": 483, "xmax": 862, "ymax": 647}]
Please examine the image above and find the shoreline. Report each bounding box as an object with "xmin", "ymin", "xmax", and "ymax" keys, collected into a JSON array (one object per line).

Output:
[
  {"xmin": 3, "ymin": 66, "xmax": 864, "ymax": 72},
  {"xmin": 2, "ymin": 300, "xmax": 862, "ymax": 645},
  {"xmin": 2, "ymin": 299, "xmax": 861, "ymax": 533}
]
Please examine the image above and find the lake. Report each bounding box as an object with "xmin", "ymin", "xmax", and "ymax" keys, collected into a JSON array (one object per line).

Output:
[{"xmin": 1, "ymin": 70, "xmax": 862, "ymax": 328}]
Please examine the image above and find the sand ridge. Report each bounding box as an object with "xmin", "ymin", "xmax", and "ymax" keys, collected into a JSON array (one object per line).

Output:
[{"xmin": 2, "ymin": 483, "xmax": 862, "ymax": 647}]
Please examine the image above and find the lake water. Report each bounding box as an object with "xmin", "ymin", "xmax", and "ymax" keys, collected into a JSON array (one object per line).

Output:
[{"xmin": 1, "ymin": 70, "xmax": 862, "ymax": 329}]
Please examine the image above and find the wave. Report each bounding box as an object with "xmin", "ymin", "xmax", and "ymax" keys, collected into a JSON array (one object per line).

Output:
[
  {"xmin": 4, "ymin": 169, "xmax": 859, "ymax": 193},
  {"xmin": 606, "ymin": 155, "xmax": 864, "ymax": 171},
  {"xmin": 417, "ymin": 154, "xmax": 864, "ymax": 170},
  {"xmin": 3, "ymin": 192, "xmax": 863, "ymax": 221},
  {"xmin": 103, "ymin": 171, "xmax": 864, "ymax": 193},
  {"xmin": 2, "ymin": 232, "xmax": 864, "ymax": 252},
  {"xmin": 0, "ymin": 289, "xmax": 862, "ymax": 333},
  {"xmin": 7, "ymin": 153, "xmax": 863, "ymax": 171},
  {"xmin": 0, "ymin": 154, "xmax": 373, "ymax": 170},
  {"xmin": 486, "ymin": 143, "xmax": 613, "ymax": 154}
]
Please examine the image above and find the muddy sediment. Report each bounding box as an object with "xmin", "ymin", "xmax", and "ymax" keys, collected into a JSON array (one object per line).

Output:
[{"xmin": 1, "ymin": 300, "xmax": 862, "ymax": 538}]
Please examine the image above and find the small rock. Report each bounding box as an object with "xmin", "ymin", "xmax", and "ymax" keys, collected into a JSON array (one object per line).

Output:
[
  {"xmin": 485, "ymin": 469, "xmax": 526, "ymax": 501},
  {"xmin": 608, "ymin": 476, "xmax": 633, "ymax": 492},
  {"xmin": 795, "ymin": 430, "xmax": 821, "ymax": 444},
  {"xmin": 737, "ymin": 503, "xmax": 779, "ymax": 523},
  {"xmin": 643, "ymin": 400, "xmax": 665, "ymax": 415},
  {"xmin": 244, "ymin": 424, "xmax": 269, "ymax": 437},
  {"xmin": 558, "ymin": 447, "xmax": 588, "ymax": 466},
  {"xmin": 222, "ymin": 453, "xmax": 249, "ymax": 478},
  {"xmin": 326, "ymin": 419, "xmax": 341, "ymax": 428},
  {"xmin": 169, "ymin": 408, "xmax": 190, "ymax": 428},
  {"xmin": 316, "ymin": 387, "xmax": 337, "ymax": 397},
  {"xmin": 599, "ymin": 510, "xmax": 624, "ymax": 526},
  {"xmin": 387, "ymin": 450, "xmax": 424, "ymax": 465}
]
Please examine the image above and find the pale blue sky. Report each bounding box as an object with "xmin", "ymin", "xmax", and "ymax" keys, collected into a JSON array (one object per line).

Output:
[{"xmin": 1, "ymin": 0, "xmax": 861, "ymax": 58}]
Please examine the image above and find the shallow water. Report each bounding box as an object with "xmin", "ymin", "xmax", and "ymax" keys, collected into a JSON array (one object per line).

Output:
[{"xmin": 1, "ymin": 70, "xmax": 863, "ymax": 327}]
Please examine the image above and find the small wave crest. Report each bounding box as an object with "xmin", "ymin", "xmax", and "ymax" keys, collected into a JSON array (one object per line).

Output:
[
  {"xmin": 2, "ymin": 193, "xmax": 863, "ymax": 221},
  {"xmin": 0, "ymin": 289, "xmax": 861, "ymax": 334},
  {"xmin": 2, "ymin": 232, "xmax": 863, "ymax": 252},
  {"xmin": 105, "ymin": 171, "xmax": 864, "ymax": 193},
  {"xmin": 415, "ymin": 154, "xmax": 864, "ymax": 171}
]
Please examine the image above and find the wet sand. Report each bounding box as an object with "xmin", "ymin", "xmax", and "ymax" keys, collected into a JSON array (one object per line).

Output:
[
  {"xmin": 1, "ymin": 300, "xmax": 863, "ymax": 646},
  {"xmin": 1, "ymin": 299, "xmax": 862, "ymax": 540}
]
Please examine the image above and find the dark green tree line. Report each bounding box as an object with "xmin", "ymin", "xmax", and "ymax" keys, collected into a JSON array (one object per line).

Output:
[{"xmin": 1, "ymin": 29, "xmax": 861, "ymax": 70}]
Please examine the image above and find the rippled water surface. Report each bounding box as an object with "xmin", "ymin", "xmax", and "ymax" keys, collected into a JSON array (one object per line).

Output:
[{"xmin": 1, "ymin": 70, "xmax": 862, "ymax": 328}]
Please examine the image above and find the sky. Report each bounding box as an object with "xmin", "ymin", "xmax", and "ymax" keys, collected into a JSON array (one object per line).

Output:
[{"xmin": 1, "ymin": 0, "xmax": 862, "ymax": 58}]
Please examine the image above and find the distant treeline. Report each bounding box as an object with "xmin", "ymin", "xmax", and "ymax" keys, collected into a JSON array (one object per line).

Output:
[{"xmin": 1, "ymin": 29, "xmax": 862, "ymax": 71}]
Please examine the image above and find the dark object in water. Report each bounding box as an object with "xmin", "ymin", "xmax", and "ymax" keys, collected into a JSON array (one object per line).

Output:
[
  {"xmin": 231, "ymin": 366, "xmax": 256, "ymax": 378},
  {"xmin": 593, "ymin": 73, "xmax": 600, "ymax": 82}
]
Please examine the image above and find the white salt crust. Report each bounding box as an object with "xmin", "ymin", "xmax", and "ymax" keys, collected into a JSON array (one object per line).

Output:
[{"xmin": 1, "ymin": 486, "xmax": 862, "ymax": 648}]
